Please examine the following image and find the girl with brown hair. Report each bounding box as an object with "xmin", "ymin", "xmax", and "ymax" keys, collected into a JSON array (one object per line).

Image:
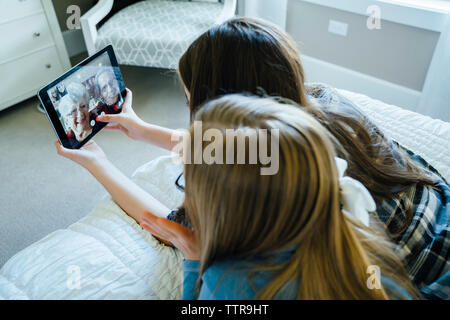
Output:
[{"xmin": 57, "ymin": 17, "xmax": 449, "ymax": 298}]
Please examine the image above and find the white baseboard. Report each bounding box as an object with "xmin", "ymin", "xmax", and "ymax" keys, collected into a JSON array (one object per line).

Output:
[
  {"xmin": 301, "ymin": 54, "xmax": 422, "ymax": 111},
  {"xmin": 62, "ymin": 29, "xmax": 86, "ymax": 58}
]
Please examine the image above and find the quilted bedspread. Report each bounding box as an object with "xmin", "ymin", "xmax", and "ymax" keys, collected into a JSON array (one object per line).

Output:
[{"xmin": 0, "ymin": 90, "xmax": 449, "ymax": 299}]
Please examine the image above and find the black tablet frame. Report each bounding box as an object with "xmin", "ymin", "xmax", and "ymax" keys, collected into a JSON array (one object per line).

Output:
[{"xmin": 38, "ymin": 45, "xmax": 126, "ymax": 149}]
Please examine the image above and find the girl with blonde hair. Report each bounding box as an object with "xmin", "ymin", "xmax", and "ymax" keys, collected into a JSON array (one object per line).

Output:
[{"xmin": 141, "ymin": 94, "xmax": 419, "ymax": 299}]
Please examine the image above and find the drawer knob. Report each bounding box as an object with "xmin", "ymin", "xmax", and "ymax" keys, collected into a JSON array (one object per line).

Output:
[
  {"xmin": 33, "ymin": 32, "xmax": 41, "ymax": 37},
  {"xmin": 46, "ymin": 64, "xmax": 51, "ymax": 69}
]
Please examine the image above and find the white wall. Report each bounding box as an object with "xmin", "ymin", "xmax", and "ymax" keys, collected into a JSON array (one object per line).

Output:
[
  {"xmin": 418, "ymin": 14, "xmax": 450, "ymax": 122},
  {"xmin": 242, "ymin": 0, "xmax": 288, "ymax": 29}
]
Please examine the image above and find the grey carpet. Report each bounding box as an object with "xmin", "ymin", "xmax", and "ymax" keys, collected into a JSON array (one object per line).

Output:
[{"xmin": 0, "ymin": 62, "xmax": 189, "ymax": 267}]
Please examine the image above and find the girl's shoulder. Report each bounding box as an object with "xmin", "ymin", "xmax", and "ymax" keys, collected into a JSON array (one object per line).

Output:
[
  {"xmin": 199, "ymin": 259, "xmax": 257, "ymax": 300},
  {"xmin": 199, "ymin": 253, "xmax": 298, "ymax": 300},
  {"xmin": 201, "ymin": 260, "xmax": 413, "ymax": 300}
]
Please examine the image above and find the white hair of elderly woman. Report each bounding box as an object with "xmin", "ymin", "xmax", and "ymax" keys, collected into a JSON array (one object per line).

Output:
[{"xmin": 58, "ymin": 82, "xmax": 89, "ymax": 117}]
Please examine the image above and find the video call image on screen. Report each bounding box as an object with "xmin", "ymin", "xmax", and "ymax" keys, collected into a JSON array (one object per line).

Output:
[{"xmin": 47, "ymin": 52, "xmax": 123, "ymax": 146}]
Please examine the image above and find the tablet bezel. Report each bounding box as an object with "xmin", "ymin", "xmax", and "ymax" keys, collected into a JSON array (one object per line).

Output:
[{"xmin": 38, "ymin": 45, "xmax": 126, "ymax": 149}]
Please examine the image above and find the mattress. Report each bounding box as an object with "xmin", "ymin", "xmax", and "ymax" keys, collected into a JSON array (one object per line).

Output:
[{"xmin": 1, "ymin": 90, "xmax": 449, "ymax": 299}]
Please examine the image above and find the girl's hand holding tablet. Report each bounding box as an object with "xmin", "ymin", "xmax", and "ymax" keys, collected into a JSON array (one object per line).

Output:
[
  {"xmin": 98, "ymin": 88, "xmax": 182, "ymax": 151},
  {"xmin": 54, "ymin": 140, "xmax": 108, "ymax": 171},
  {"xmin": 96, "ymin": 89, "xmax": 148, "ymax": 141}
]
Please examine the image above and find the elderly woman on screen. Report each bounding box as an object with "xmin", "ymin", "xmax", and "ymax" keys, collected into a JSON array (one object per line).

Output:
[{"xmin": 58, "ymin": 82, "xmax": 93, "ymax": 143}]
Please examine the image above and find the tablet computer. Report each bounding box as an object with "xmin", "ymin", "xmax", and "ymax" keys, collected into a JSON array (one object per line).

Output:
[{"xmin": 38, "ymin": 45, "xmax": 126, "ymax": 149}]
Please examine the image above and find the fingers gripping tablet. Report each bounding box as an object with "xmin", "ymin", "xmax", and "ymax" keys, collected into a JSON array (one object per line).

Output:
[{"xmin": 38, "ymin": 45, "xmax": 126, "ymax": 149}]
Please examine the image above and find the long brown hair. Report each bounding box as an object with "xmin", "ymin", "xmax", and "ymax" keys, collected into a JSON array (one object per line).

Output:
[
  {"xmin": 178, "ymin": 17, "xmax": 436, "ymax": 236},
  {"xmin": 184, "ymin": 94, "xmax": 420, "ymax": 299}
]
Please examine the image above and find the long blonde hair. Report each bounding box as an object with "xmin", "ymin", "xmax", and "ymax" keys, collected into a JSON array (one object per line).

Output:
[{"xmin": 183, "ymin": 94, "xmax": 420, "ymax": 299}]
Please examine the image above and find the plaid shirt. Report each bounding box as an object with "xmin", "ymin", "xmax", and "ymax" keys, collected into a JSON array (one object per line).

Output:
[
  {"xmin": 377, "ymin": 150, "xmax": 450, "ymax": 300},
  {"xmin": 308, "ymin": 83, "xmax": 449, "ymax": 299}
]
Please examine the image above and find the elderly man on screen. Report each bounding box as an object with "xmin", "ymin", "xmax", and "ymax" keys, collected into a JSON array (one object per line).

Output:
[{"xmin": 94, "ymin": 68, "xmax": 122, "ymax": 114}]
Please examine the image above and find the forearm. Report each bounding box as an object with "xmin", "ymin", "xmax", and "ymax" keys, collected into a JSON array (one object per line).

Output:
[
  {"xmin": 87, "ymin": 159, "xmax": 170, "ymax": 222},
  {"xmin": 138, "ymin": 122, "xmax": 182, "ymax": 151}
]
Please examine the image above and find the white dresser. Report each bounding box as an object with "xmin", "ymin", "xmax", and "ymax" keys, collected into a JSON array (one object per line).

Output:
[{"xmin": 0, "ymin": 0, "xmax": 71, "ymax": 111}]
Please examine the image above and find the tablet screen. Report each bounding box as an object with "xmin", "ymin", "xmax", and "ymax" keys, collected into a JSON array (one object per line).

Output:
[{"xmin": 45, "ymin": 50, "xmax": 124, "ymax": 147}]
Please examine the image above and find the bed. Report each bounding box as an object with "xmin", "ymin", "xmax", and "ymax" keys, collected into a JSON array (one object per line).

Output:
[{"xmin": 1, "ymin": 89, "xmax": 449, "ymax": 299}]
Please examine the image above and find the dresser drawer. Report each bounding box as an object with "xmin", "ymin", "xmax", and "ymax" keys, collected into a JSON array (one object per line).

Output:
[
  {"xmin": 0, "ymin": 46, "xmax": 64, "ymax": 106},
  {"xmin": 0, "ymin": 0, "xmax": 43, "ymax": 24},
  {"xmin": 0, "ymin": 13, "xmax": 54, "ymax": 64}
]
